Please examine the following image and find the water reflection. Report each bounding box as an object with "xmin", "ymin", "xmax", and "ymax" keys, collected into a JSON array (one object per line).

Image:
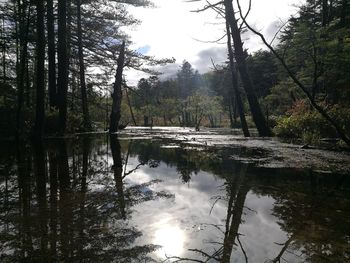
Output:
[
  {"xmin": 0, "ymin": 136, "xmax": 174, "ymax": 262},
  {"xmin": 0, "ymin": 135, "xmax": 349, "ymax": 262},
  {"xmin": 154, "ymin": 222, "xmax": 185, "ymax": 258}
]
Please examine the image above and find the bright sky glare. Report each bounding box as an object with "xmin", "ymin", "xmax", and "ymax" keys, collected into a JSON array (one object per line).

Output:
[{"xmin": 126, "ymin": 0, "xmax": 304, "ymax": 85}]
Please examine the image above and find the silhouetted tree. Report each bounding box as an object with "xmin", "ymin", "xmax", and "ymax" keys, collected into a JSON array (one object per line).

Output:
[{"xmin": 109, "ymin": 41, "xmax": 125, "ymax": 133}]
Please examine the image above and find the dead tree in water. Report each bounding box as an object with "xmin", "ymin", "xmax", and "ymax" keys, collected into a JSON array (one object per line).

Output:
[{"xmin": 109, "ymin": 41, "xmax": 125, "ymax": 133}]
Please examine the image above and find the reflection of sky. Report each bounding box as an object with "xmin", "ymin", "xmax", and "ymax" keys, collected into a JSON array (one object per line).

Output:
[{"xmin": 124, "ymin": 157, "xmax": 299, "ymax": 262}]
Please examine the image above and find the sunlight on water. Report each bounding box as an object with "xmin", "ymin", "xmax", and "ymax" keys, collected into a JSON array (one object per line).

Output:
[{"xmin": 154, "ymin": 224, "xmax": 185, "ymax": 258}]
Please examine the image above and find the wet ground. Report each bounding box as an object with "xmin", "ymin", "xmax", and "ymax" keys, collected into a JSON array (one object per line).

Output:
[
  {"xmin": 0, "ymin": 127, "xmax": 350, "ymax": 262},
  {"xmin": 122, "ymin": 127, "xmax": 350, "ymax": 174}
]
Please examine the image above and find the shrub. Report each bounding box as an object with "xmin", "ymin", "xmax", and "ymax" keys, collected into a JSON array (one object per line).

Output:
[{"xmin": 274, "ymin": 100, "xmax": 350, "ymax": 142}]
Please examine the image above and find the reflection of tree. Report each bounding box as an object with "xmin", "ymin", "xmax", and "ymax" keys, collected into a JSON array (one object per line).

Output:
[
  {"xmin": 34, "ymin": 139, "xmax": 48, "ymax": 260},
  {"xmin": 166, "ymin": 163, "xmax": 250, "ymax": 263},
  {"xmin": 130, "ymin": 140, "xmax": 201, "ymax": 183},
  {"xmin": 175, "ymin": 150, "xmax": 200, "ymax": 183},
  {"xmin": 221, "ymin": 164, "xmax": 249, "ymax": 263},
  {"xmin": 110, "ymin": 134, "xmax": 126, "ymax": 219},
  {"xmin": 251, "ymin": 169, "xmax": 350, "ymax": 263},
  {"xmin": 0, "ymin": 136, "xmax": 173, "ymax": 262},
  {"xmin": 2, "ymin": 136, "xmax": 350, "ymax": 262}
]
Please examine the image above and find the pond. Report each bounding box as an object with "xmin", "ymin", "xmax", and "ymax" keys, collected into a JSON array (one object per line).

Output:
[{"xmin": 0, "ymin": 128, "xmax": 350, "ymax": 262}]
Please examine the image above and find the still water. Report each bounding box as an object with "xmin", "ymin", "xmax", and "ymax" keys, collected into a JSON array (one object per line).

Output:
[{"xmin": 0, "ymin": 133, "xmax": 349, "ymax": 262}]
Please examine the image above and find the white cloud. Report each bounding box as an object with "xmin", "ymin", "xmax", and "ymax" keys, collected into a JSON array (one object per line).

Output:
[{"xmin": 125, "ymin": 0, "xmax": 304, "ymax": 85}]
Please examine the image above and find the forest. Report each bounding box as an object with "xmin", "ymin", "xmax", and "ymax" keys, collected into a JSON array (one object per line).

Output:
[
  {"xmin": 0, "ymin": 0, "xmax": 349, "ymax": 146},
  {"xmin": 0, "ymin": 0, "xmax": 350, "ymax": 262}
]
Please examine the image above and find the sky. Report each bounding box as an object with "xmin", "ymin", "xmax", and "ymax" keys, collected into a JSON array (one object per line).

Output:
[{"xmin": 125, "ymin": 0, "xmax": 304, "ymax": 85}]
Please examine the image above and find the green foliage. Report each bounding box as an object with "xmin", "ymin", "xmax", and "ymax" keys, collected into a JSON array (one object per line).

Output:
[
  {"xmin": 246, "ymin": 50, "xmax": 279, "ymax": 98},
  {"xmin": 274, "ymin": 100, "xmax": 350, "ymax": 142}
]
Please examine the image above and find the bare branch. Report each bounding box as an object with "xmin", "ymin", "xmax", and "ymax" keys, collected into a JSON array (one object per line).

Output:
[
  {"xmin": 191, "ymin": 33, "xmax": 227, "ymax": 44},
  {"xmin": 237, "ymin": 235, "xmax": 248, "ymax": 263},
  {"xmin": 238, "ymin": 0, "xmax": 251, "ymax": 30},
  {"xmin": 191, "ymin": 0, "xmax": 224, "ymax": 13}
]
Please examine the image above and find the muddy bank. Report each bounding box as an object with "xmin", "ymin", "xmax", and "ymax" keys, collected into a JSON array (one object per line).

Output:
[{"xmin": 120, "ymin": 127, "xmax": 350, "ymax": 174}]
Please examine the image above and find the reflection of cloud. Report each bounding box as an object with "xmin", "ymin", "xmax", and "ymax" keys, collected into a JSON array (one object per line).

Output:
[
  {"xmin": 126, "ymin": 156, "xmax": 297, "ymax": 262},
  {"xmin": 242, "ymin": 192, "xmax": 291, "ymax": 262},
  {"xmin": 154, "ymin": 221, "xmax": 185, "ymax": 258}
]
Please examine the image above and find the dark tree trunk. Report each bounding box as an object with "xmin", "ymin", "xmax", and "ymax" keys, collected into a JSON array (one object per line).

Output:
[
  {"xmin": 322, "ymin": 0, "xmax": 329, "ymax": 26},
  {"xmin": 77, "ymin": 0, "xmax": 91, "ymax": 131},
  {"xmin": 2, "ymin": 17, "xmax": 6, "ymax": 81},
  {"xmin": 144, "ymin": 115, "xmax": 149, "ymax": 126},
  {"xmin": 340, "ymin": 0, "xmax": 348, "ymax": 26},
  {"xmin": 57, "ymin": 0, "xmax": 68, "ymax": 134},
  {"xmin": 47, "ymin": 0, "xmax": 57, "ymax": 108},
  {"xmin": 109, "ymin": 41, "xmax": 125, "ymax": 133},
  {"xmin": 228, "ymin": 104, "xmax": 234, "ymax": 128},
  {"xmin": 126, "ymin": 88, "xmax": 137, "ymax": 126},
  {"xmin": 226, "ymin": 20, "xmax": 250, "ymax": 137},
  {"xmin": 16, "ymin": 1, "xmax": 31, "ymax": 138},
  {"xmin": 224, "ymin": 0, "xmax": 272, "ymax": 137},
  {"xmin": 25, "ymin": 58, "xmax": 30, "ymax": 107},
  {"xmin": 34, "ymin": 0, "xmax": 45, "ymax": 138}
]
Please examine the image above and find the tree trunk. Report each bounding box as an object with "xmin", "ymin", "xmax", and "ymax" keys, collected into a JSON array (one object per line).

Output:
[
  {"xmin": 2, "ymin": 17, "xmax": 6, "ymax": 81},
  {"xmin": 15, "ymin": 1, "xmax": 31, "ymax": 138},
  {"xmin": 47, "ymin": 0, "xmax": 57, "ymax": 108},
  {"xmin": 229, "ymin": 104, "xmax": 234, "ymax": 128},
  {"xmin": 322, "ymin": 0, "xmax": 329, "ymax": 26},
  {"xmin": 109, "ymin": 41, "xmax": 125, "ymax": 133},
  {"xmin": 57, "ymin": 0, "xmax": 69, "ymax": 134},
  {"xmin": 224, "ymin": 0, "xmax": 271, "ymax": 136},
  {"xmin": 144, "ymin": 115, "xmax": 149, "ymax": 126},
  {"xmin": 77, "ymin": 0, "xmax": 91, "ymax": 131},
  {"xmin": 226, "ymin": 20, "xmax": 250, "ymax": 137},
  {"xmin": 34, "ymin": 0, "xmax": 45, "ymax": 138},
  {"xmin": 125, "ymin": 88, "xmax": 137, "ymax": 125}
]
